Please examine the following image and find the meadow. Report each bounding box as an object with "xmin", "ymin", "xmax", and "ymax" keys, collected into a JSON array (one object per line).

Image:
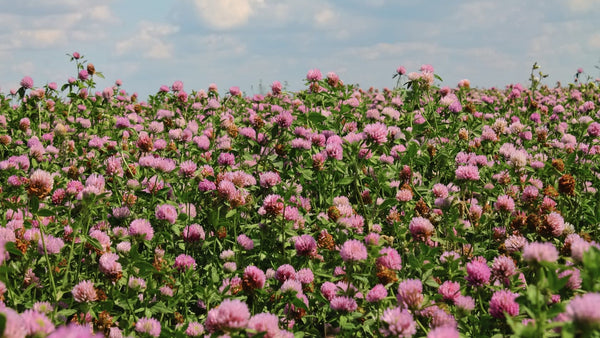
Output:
[{"xmin": 0, "ymin": 54, "xmax": 599, "ymax": 337}]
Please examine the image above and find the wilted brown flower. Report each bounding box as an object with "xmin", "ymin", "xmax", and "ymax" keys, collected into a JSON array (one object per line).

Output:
[
  {"xmin": 27, "ymin": 169, "xmax": 53, "ymax": 198},
  {"xmin": 543, "ymin": 185, "xmax": 559, "ymax": 198},
  {"xmin": 558, "ymin": 174, "xmax": 575, "ymax": 196},
  {"xmin": 552, "ymin": 159, "xmax": 564, "ymax": 172},
  {"xmin": 415, "ymin": 199, "xmax": 429, "ymax": 217},
  {"xmin": 327, "ymin": 206, "xmax": 341, "ymax": 222},
  {"xmin": 317, "ymin": 231, "xmax": 335, "ymax": 251},
  {"xmin": 377, "ymin": 266, "xmax": 399, "ymax": 285}
]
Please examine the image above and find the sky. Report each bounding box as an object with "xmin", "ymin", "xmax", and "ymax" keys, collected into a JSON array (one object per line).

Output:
[{"xmin": 1, "ymin": 0, "xmax": 600, "ymax": 99}]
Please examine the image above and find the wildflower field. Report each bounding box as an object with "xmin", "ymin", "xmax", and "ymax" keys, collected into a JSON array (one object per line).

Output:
[{"xmin": 0, "ymin": 54, "xmax": 600, "ymax": 337}]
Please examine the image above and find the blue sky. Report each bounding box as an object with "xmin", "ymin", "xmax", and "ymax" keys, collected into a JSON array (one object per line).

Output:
[{"xmin": 1, "ymin": 0, "xmax": 599, "ymax": 99}]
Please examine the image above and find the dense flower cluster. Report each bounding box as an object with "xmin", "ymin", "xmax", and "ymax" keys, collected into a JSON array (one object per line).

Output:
[{"xmin": 0, "ymin": 58, "xmax": 598, "ymax": 336}]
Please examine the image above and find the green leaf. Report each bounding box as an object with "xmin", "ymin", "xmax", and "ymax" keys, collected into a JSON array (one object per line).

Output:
[
  {"xmin": 28, "ymin": 196, "xmax": 40, "ymax": 213},
  {"xmin": 4, "ymin": 241, "xmax": 23, "ymax": 257},
  {"xmin": 37, "ymin": 209, "xmax": 54, "ymax": 217},
  {"xmin": 404, "ymin": 142, "xmax": 419, "ymax": 162},
  {"xmin": 225, "ymin": 209, "xmax": 237, "ymax": 218},
  {"xmin": 134, "ymin": 260, "xmax": 156, "ymax": 275},
  {"xmin": 0, "ymin": 313, "xmax": 5, "ymax": 337},
  {"xmin": 57, "ymin": 308, "xmax": 77, "ymax": 318},
  {"xmin": 300, "ymin": 169, "xmax": 313, "ymax": 180},
  {"xmin": 150, "ymin": 301, "xmax": 173, "ymax": 314},
  {"xmin": 338, "ymin": 176, "xmax": 354, "ymax": 185},
  {"xmin": 211, "ymin": 266, "xmax": 220, "ymax": 283},
  {"xmin": 290, "ymin": 295, "xmax": 308, "ymax": 311},
  {"xmin": 308, "ymin": 112, "xmax": 327, "ymax": 124},
  {"xmin": 84, "ymin": 235, "xmax": 104, "ymax": 252}
]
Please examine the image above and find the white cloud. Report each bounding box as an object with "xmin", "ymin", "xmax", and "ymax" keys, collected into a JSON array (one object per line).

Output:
[
  {"xmin": 566, "ymin": 0, "xmax": 600, "ymax": 11},
  {"xmin": 0, "ymin": 4, "xmax": 117, "ymax": 50},
  {"xmin": 314, "ymin": 7, "xmax": 336, "ymax": 27},
  {"xmin": 349, "ymin": 42, "xmax": 443, "ymax": 61},
  {"xmin": 115, "ymin": 22, "xmax": 180, "ymax": 59},
  {"xmin": 89, "ymin": 5, "xmax": 115, "ymax": 22},
  {"xmin": 17, "ymin": 30, "xmax": 65, "ymax": 48},
  {"xmin": 589, "ymin": 33, "xmax": 600, "ymax": 48},
  {"xmin": 12, "ymin": 61, "xmax": 36, "ymax": 76},
  {"xmin": 193, "ymin": 0, "xmax": 256, "ymax": 29}
]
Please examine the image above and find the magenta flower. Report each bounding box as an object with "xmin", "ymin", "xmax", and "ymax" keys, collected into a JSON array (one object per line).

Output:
[
  {"xmin": 183, "ymin": 224, "xmax": 205, "ymax": 242},
  {"xmin": 172, "ymin": 80, "xmax": 184, "ymax": 92},
  {"xmin": 438, "ymin": 280, "xmax": 461, "ymax": 302},
  {"xmin": 588, "ymin": 122, "xmax": 600, "ymax": 137},
  {"xmin": 21, "ymin": 309, "xmax": 55, "ymax": 336},
  {"xmin": 259, "ymin": 171, "xmax": 281, "ymax": 188},
  {"xmin": 72, "ymin": 280, "xmax": 97, "ymax": 303},
  {"xmin": 397, "ymin": 279, "xmax": 423, "ymax": 310},
  {"xmin": 271, "ymin": 81, "xmax": 282, "ymax": 95},
  {"xmin": 247, "ymin": 312, "xmax": 280, "ymax": 337},
  {"xmin": 495, "ymin": 195, "xmax": 515, "ymax": 213},
  {"xmin": 47, "ymin": 324, "xmax": 102, "ymax": 337},
  {"xmin": 379, "ymin": 307, "xmax": 417, "ymax": 337},
  {"xmin": 276, "ymin": 264, "xmax": 296, "ymax": 283},
  {"xmin": 205, "ymin": 299, "xmax": 250, "ymax": 333},
  {"xmin": 99, "ymin": 252, "xmax": 122, "ymax": 276},
  {"xmin": 129, "ymin": 219, "xmax": 154, "ymax": 241},
  {"xmin": 37, "ymin": 235, "xmax": 64, "ymax": 255},
  {"xmin": 455, "ymin": 295, "xmax": 475, "ymax": 312},
  {"xmin": 237, "ymin": 234, "xmax": 254, "ymax": 250},
  {"xmin": 28, "ymin": 169, "xmax": 54, "ymax": 199},
  {"xmin": 522, "ymin": 242, "xmax": 559, "ymax": 264},
  {"xmin": 428, "ymin": 326, "xmax": 459, "ymax": 338},
  {"xmin": 566, "ymin": 293, "xmax": 600, "ymax": 327},
  {"xmin": 409, "ymin": 216, "xmax": 435, "ymax": 242},
  {"xmin": 340, "ymin": 239, "xmax": 368, "ymax": 262},
  {"xmin": 505, "ymin": 234, "xmax": 528, "ymax": 253},
  {"xmin": 465, "ymin": 256, "xmax": 491, "ymax": 286},
  {"xmin": 306, "ymin": 68, "xmax": 322, "ymax": 82},
  {"xmin": 320, "ymin": 281, "xmax": 338, "ymax": 301},
  {"xmin": 198, "ymin": 179, "xmax": 217, "ymax": 192},
  {"xmin": 330, "ymin": 296, "xmax": 358, "ymax": 312},
  {"xmin": 185, "ymin": 322, "xmax": 205, "ymax": 337},
  {"xmin": 364, "ymin": 122, "xmax": 388, "ymax": 144},
  {"xmin": 155, "ymin": 204, "xmax": 178, "ymax": 224},
  {"xmin": 217, "ymin": 152, "xmax": 235, "ymax": 166},
  {"xmin": 559, "ymin": 268, "xmax": 582, "ymax": 290},
  {"xmin": 174, "ymin": 254, "xmax": 196, "ymax": 271},
  {"xmin": 260, "ymin": 194, "xmax": 284, "ymax": 216},
  {"xmin": 280, "ymin": 279, "xmax": 303, "ymax": 294},
  {"xmin": 489, "ymin": 289, "xmax": 520, "ymax": 319},
  {"xmin": 455, "ymin": 165, "xmax": 480, "ymax": 181},
  {"xmin": 491, "ymin": 255, "xmax": 517, "ymax": 285},
  {"xmin": 377, "ymin": 247, "xmax": 402, "ymax": 270},
  {"xmin": 296, "ymin": 268, "xmax": 314, "ymax": 284},
  {"xmin": 179, "ymin": 160, "xmax": 197, "ymax": 177},
  {"xmin": 20, "ymin": 76, "xmax": 34, "ymax": 89},
  {"xmin": 0, "ymin": 308, "xmax": 25, "ymax": 337},
  {"xmin": 366, "ymin": 284, "xmax": 388, "ymax": 303},
  {"xmin": 545, "ymin": 212, "xmax": 565, "ymax": 237},
  {"xmin": 428, "ymin": 307, "xmax": 457, "ymax": 329},
  {"xmin": 295, "ymin": 234, "xmax": 317, "ymax": 256},
  {"xmin": 135, "ymin": 317, "xmax": 161, "ymax": 337},
  {"xmin": 242, "ymin": 265, "xmax": 266, "ymax": 291}
]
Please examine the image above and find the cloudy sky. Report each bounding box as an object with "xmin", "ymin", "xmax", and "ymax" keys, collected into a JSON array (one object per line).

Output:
[{"xmin": 1, "ymin": 0, "xmax": 599, "ymax": 99}]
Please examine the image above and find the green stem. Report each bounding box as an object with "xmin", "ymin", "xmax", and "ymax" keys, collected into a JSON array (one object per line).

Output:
[{"xmin": 38, "ymin": 221, "xmax": 58, "ymax": 302}]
